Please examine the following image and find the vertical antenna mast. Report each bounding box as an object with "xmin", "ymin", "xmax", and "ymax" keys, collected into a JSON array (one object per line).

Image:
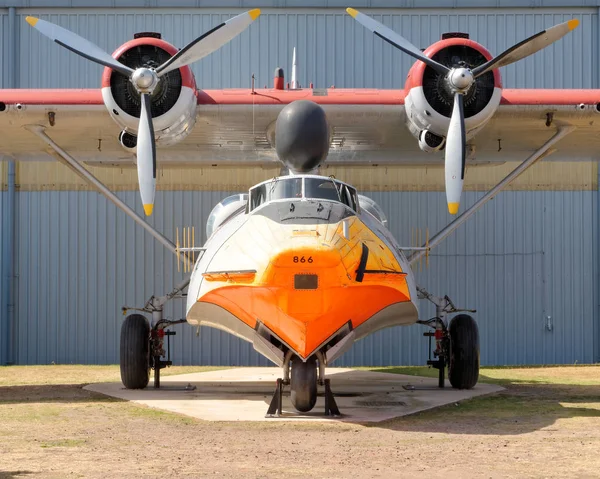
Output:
[{"xmin": 291, "ymin": 47, "xmax": 299, "ymax": 89}]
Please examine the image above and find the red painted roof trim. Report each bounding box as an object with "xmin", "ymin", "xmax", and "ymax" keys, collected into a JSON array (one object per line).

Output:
[
  {"xmin": 3, "ymin": 88, "xmax": 600, "ymax": 108},
  {"xmin": 0, "ymin": 89, "xmax": 103, "ymax": 105},
  {"xmin": 501, "ymin": 89, "xmax": 600, "ymax": 105},
  {"xmin": 196, "ymin": 89, "xmax": 406, "ymax": 105}
]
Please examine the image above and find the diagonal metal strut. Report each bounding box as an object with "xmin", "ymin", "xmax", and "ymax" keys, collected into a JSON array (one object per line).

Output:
[
  {"xmin": 26, "ymin": 125, "xmax": 182, "ymax": 255},
  {"xmin": 25, "ymin": 125, "xmax": 194, "ymax": 299},
  {"xmin": 26, "ymin": 125, "xmax": 195, "ymax": 270},
  {"xmin": 408, "ymin": 125, "xmax": 576, "ymax": 266}
]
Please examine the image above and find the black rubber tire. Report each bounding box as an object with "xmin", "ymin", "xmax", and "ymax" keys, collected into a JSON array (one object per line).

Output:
[
  {"xmin": 290, "ymin": 356, "xmax": 318, "ymax": 413},
  {"xmin": 448, "ymin": 314, "xmax": 480, "ymax": 390},
  {"xmin": 120, "ymin": 314, "xmax": 150, "ymax": 389}
]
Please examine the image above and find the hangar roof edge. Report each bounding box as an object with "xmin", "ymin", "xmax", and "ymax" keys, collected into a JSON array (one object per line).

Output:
[{"xmin": 1, "ymin": 1, "xmax": 599, "ymax": 10}]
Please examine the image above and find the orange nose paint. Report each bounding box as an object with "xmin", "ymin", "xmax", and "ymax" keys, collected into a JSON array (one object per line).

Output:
[{"xmin": 196, "ymin": 215, "xmax": 412, "ymax": 358}]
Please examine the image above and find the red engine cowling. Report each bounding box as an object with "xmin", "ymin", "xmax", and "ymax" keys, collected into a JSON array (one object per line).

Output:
[
  {"xmin": 100, "ymin": 35, "xmax": 198, "ymax": 150},
  {"xmin": 404, "ymin": 35, "xmax": 503, "ymax": 152}
]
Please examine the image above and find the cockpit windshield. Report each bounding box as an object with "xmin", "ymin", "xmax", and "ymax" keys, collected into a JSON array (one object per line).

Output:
[
  {"xmin": 304, "ymin": 178, "xmax": 340, "ymax": 202},
  {"xmin": 249, "ymin": 177, "xmax": 302, "ymax": 210},
  {"xmin": 249, "ymin": 176, "xmax": 359, "ymax": 212}
]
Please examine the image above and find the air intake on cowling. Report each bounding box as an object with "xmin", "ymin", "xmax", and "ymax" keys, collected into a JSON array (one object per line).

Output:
[
  {"xmin": 441, "ymin": 32, "xmax": 469, "ymax": 40},
  {"xmin": 110, "ymin": 45, "xmax": 182, "ymax": 118},
  {"xmin": 422, "ymin": 45, "xmax": 494, "ymax": 118}
]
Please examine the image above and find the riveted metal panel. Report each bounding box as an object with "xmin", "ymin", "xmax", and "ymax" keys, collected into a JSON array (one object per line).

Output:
[
  {"xmin": 9, "ymin": 189, "xmax": 597, "ymax": 366},
  {"xmin": 15, "ymin": 8, "xmax": 597, "ymax": 89}
]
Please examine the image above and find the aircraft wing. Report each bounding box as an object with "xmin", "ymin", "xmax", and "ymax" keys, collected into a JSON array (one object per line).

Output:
[{"xmin": 0, "ymin": 88, "xmax": 599, "ymax": 165}]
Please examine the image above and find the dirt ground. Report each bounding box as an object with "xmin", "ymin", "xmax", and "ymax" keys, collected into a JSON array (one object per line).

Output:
[{"xmin": 1, "ymin": 365, "xmax": 600, "ymax": 478}]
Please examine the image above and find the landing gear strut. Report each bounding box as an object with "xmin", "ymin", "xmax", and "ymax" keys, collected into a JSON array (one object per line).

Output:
[
  {"xmin": 119, "ymin": 312, "xmax": 188, "ymax": 389},
  {"xmin": 121, "ymin": 282, "xmax": 191, "ymax": 389},
  {"xmin": 265, "ymin": 352, "xmax": 340, "ymax": 418},
  {"xmin": 26, "ymin": 125, "xmax": 200, "ymax": 391},
  {"xmin": 417, "ymin": 287, "xmax": 479, "ymax": 389},
  {"xmin": 149, "ymin": 318, "xmax": 187, "ymax": 388}
]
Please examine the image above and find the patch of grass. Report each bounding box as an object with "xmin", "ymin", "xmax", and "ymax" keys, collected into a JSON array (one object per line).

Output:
[
  {"xmin": 366, "ymin": 365, "xmax": 600, "ymax": 430},
  {"xmin": 0, "ymin": 365, "xmax": 227, "ymax": 387},
  {"xmin": 3, "ymin": 405, "xmax": 63, "ymax": 421},
  {"xmin": 369, "ymin": 365, "xmax": 600, "ymax": 386},
  {"xmin": 40, "ymin": 439, "xmax": 85, "ymax": 448},
  {"xmin": 122, "ymin": 403, "xmax": 197, "ymax": 424}
]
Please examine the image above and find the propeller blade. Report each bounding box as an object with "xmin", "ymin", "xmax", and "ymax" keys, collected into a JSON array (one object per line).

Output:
[
  {"xmin": 25, "ymin": 16, "xmax": 134, "ymax": 77},
  {"xmin": 346, "ymin": 8, "xmax": 449, "ymax": 76},
  {"xmin": 445, "ymin": 93, "xmax": 466, "ymax": 215},
  {"xmin": 473, "ymin": 19, "xmax": 579, "ymax": 78},
  {"xmin": 156, "ymin": 9, "xmax": 261, "ymax": 76},
  {"xmin": 137, "ymin": 93, "xmax": 156, "ymax": 217}
]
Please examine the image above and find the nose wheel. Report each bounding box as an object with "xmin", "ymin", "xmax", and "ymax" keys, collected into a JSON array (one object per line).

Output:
[
  {"xmin": 265, "ymin": 354, "xmax": 341, "ymax": 418},
  {"xmin": 290, "ymin": 356, "xmax": 318, "ymax": 412}
]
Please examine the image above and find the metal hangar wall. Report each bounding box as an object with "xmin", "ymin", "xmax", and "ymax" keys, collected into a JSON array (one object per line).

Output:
[{"xmin": 0, "ymin": 1, "xmax": 598, "ymax": 367}]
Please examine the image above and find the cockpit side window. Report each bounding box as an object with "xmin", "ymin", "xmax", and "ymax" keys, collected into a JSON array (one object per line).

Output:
[
  {"xmin": 249, "ymin": 185, "xmax": 266, "ymax": 210},
  {"xmin": 249, "ymin": 177, "xmax": 302, "ymax": 211},
  {"xmin": 339, "ymin": 185, "xmax": 355, "ymax": 210},
  {"xmin": 347, "ymin": 186, "xmax": 359, "ymax": 212}
]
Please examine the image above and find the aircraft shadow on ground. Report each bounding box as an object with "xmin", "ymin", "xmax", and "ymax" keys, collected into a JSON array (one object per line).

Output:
[
  {"xmin": 0, "ymin": 471, "xmax": 33, "ymax": 479},
  {"xmin": 0, "ymin": 471, "xmax": 34, "ymax": 479},
  {"xmin": 366, "ymin": 371, "xmax": 600, "ymax": 436},
  {"xmin": 2, "ymin": 372, "xmax": 600, "ymax": 435},
  {"xmin": 0, "ymin": 384, "xmax": 124, "ymax": 405}
]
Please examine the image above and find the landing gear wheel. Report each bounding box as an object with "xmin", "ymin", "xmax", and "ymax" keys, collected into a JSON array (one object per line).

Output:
[
  {"xmin": 120, "ymin": 314, "xmax": 150, "ymax": 389},
  {"xmin": 448, "ymin": 314, "xmax": 480, "ymax": 389},
  {"xmin": 290, "ymin": 356, "xmax": 318, "ymax": 412}
]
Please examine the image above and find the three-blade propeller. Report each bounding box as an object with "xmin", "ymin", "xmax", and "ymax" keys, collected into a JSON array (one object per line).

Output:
[
  {"xmin": 346, "ymin": 8, "xmax": 578, "ymax": 214},
  {"xmin": 26, "ymin": 10, "xmax": 261, "ymax": 216}
]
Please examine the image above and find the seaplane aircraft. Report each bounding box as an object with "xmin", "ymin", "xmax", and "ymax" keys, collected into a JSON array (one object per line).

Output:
[{"xmin": 1, "ymin": 7, "xmax": 599, "ymax": 415}]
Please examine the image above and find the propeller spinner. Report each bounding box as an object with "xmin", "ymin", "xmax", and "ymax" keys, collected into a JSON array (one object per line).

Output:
[
  {"xmin": 346, "ymin": 8, "xmax": 579, "ymax": 214},
  {"xmin": 26, "ymin": 10, "xmax": 261, "ymax": 216}
]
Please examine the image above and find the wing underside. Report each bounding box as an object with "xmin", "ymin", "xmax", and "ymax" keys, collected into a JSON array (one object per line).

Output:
[{"xmin": 0, "ymin": 88, "xmax": 599, "ymax": 166}]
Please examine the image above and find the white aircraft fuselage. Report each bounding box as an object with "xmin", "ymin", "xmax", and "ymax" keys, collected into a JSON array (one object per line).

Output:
[{"xmin": 186, "ymin": 174, "xmax": 419, "ymax": 367}]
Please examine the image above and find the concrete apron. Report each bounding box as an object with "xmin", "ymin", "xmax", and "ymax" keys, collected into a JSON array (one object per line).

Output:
[{"xmin": 84, "ymin": 368, "xmax": 504, "ymax": 423}]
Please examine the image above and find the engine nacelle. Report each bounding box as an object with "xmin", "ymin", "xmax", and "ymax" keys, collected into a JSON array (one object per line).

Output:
[
  {"xmin": 206, "ymin": 194, "xmax": 249, "ymax": 240},
  {"xmin": 358, "ymin": 195, "xmax": 388, "ymax": 228},
  {"xmin": 418, "ymin": 130, "xmax": 446, "ymax": 153},
  {"xmin": 404, "ymin": 34, "xmax": 503, "ymax": 147},
  {"xmin": 100, "ymin": 34, "xmax": 198, "ymax": 151}
]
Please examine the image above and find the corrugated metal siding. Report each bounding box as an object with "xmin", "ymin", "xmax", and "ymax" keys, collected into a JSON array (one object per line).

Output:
[
  {"xmin": 13, "ymin": 190, "xmax": 271, "ymax": 366},
  {"xmin": 6, "ymin": 162, "xmax": 598, "ymax": 192},
  {"xmin": 16, "ymin": 8, "xmax": 597, "ymax": 89},
  {"xmin": 0, "ymin": 161, "xmax": 598, "ymax": 191},
  {"xmin": 3, "ymin": 6, "xmax": 599, "ymax": 366},
  {"xmin": 337, "ymin": 190, "xmax": 598, "ymax": 366},
  {"xmin": 0, "ymin": 12, "xmax": 6, "ymax": 89},
  {"xmin": 3, "ymin": 2, "xmax": 600, "ymax": 10},
  {"xmin": 10, "ymin": 189, "xmax": 597, "ymax": 366},
  {"xmin": 0, "ymin": 190, "xmax": 7, "ymax": 365}
]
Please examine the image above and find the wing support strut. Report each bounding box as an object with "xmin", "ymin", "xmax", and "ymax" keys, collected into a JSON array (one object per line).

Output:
[
  {"xmin": 407, "ymin": 125, "xmax": 576, "ymax": 266},
  {"xmin": 25, "ymin": 125, "xmax": 195, "ymax": 371},
  {"xmin": 25, "ymin": 125, "xmax": 185, "ymax": 258}
]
